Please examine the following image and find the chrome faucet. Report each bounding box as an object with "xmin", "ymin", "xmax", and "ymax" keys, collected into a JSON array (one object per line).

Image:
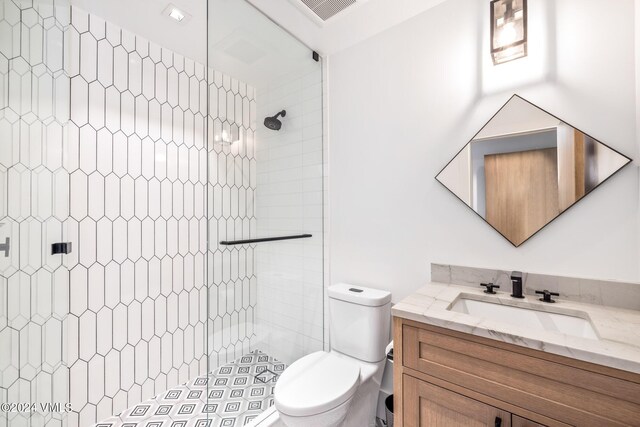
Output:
[{"xmin": 510, "ymin": 271, "xmax": 524, "ymax": 298}]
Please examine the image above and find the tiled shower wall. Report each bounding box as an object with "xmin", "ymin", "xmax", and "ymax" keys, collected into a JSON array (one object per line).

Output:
[
  {"xmin": 255, "ymin": 65, "xmax": 324, "ymax": 366},
  {"xmin": 66, "ymin": 7, "xmax": 257, "ymax": 426},
  {"xmin": 206, "ymin": 76, "xmax": 258, "ymax": 370},
  {"xmin": 0, "ymin": 1, "xmax": 70, "ymax": 427}
]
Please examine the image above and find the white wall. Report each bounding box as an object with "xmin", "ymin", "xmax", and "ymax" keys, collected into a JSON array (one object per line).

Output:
[{"xmin": 328, "ymin": 0, "xmax": 640, "ymax": 302}]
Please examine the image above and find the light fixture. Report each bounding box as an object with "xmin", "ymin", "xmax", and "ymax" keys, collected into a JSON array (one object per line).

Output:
[
  {"xmin": 169, "ymin": 8, "xmax": 185, "ymax": 22},
  {"xmin": 162, "ymin": 4, "xmax": 191, "ymax": 24},
  {"xmin": 490, "ymin": 0, "xmax": 527, "ymax": 65}
]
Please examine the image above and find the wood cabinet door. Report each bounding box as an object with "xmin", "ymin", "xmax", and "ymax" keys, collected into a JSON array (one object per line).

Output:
[
  {"xmin": 512, "ymin": 415, "xmax": 547, "ymax": 427},
  {"xmin": 403, "ymin": 374, "xmax": 511, "ymax": 427}
]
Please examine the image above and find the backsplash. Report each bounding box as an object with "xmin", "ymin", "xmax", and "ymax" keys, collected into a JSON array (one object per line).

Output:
[{"xmin": 431, "ymin": 263, "xmax": 640, "ymax": 311}]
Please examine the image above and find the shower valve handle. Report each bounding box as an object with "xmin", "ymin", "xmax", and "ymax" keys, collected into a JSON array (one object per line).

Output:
[{"xmin": 0, "ymin": 237, "xmax": 9, "ymax": 257}]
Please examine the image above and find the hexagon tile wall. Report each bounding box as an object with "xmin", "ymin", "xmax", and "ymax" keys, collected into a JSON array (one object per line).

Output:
[
  {"xmin": 66, "ymin": 6, "xmax": 258, "ymax": 427},
  {"xmin": 0, "ymin": 1, "xmax": 70, "ymax": 427},
  {"xmin": 0, "ymin": 2, "xmax": 259, "ymax": 426}
]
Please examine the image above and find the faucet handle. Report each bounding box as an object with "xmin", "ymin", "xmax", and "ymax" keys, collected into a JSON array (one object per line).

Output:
[
  {"xmin": 481, "ymin": 283, "xmax": 500, "ymax": 294},
  {"xmin": 535, "ymin": 290, "xmax": 559, "ymax": 303}
]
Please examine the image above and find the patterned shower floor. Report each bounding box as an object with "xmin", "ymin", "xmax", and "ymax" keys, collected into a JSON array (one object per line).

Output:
[{"xmin": 94, "ymin": 350, "xmax": 287, "ymax": 427}]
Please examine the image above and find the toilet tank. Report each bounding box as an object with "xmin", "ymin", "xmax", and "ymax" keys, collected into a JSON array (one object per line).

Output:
[{"xmin": 328, "ymin": 283, "xmax": 392, "ymax": 363}]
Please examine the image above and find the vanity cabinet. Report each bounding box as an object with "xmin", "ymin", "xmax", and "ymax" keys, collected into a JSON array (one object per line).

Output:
[
  {"xmin": 393, "ymin": 318, "xmax": 640, "ymax": 427},
  {"xmin": 403, "ymin": 375, "xmax": 511, "ymax": 426},
  {"xmin": 512, "ymin": 416, "xmax": 546, "ymax": 427}
]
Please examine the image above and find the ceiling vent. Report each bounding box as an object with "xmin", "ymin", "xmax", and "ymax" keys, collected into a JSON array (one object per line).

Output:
[{"xmin": 290, "ymin": 0, "xmax": 369, "ymax": 26}]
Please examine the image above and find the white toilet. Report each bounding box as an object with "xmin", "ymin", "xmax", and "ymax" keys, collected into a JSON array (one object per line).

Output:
[{"xmin": 274, "ymin": 283, "xmax": 392, "ymax": 427}]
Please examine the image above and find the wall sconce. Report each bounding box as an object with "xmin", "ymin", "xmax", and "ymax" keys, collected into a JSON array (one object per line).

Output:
[{"xmin": 490, "ymin": 0, "xmax": 527, "ymax": 65}]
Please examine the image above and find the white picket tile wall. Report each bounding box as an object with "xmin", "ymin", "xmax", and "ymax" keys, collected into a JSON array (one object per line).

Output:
[
  {"xmin": 64, "ymin": 6, "xmax": 257, "ymax": 427},
  {"xmin": 0, "ymin": 1, "xmax": 70, "ymax": 427}
]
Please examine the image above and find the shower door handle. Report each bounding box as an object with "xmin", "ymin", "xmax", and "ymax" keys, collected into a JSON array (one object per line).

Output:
[{"xmin": 0, "ymin": 237, "xmax": 9, "ymax": 257}]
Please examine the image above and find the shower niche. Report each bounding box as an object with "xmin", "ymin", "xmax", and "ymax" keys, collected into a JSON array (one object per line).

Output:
[{"xmin": 436, "ymin": 95, "xmax": 631, "ymax": 247}]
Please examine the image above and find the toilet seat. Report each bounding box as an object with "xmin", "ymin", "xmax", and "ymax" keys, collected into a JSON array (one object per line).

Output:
[{"xmin": 275, "ymin": 351, "xmax": 361, "ymax": 417}]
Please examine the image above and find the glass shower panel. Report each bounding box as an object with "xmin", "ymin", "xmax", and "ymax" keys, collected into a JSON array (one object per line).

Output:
[
  {"xmin": 253, "ymin": 54, "xmax": 324, "ymax": 368},
  {"xmin": 62, "ymin": 2, "xmax": 209, "ymax": 426},
  {"xmin": 0, "ymin": 1, "xmax": 70, "ymax": 427},
  {"xmin": 207, "ymin": 0, "xmax": 324, "ymax": 415}
]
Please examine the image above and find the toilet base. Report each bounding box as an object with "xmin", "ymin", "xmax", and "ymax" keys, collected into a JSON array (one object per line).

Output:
[
  {"xmin": 247, "ymin": 404, "xmax": 380, "ymax": 427},
  {"xmin": 279, "ymin": 395, "xmax": 353, "ymax": 427}
]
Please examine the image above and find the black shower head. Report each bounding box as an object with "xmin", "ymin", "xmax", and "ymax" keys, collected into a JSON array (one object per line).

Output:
[{"xmin": 264, "ymin": 110, "xmax": 286, "ymax": 131}]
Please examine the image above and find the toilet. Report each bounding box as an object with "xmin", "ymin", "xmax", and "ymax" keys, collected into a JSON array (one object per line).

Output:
[{"xmin": 274, "ymin": 283, "xmax": 392, "ymax": 427}]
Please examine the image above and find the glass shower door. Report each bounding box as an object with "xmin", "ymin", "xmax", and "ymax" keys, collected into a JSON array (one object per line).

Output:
[
  {"xmin": 0, "ymin": 1, "xmax": 69, "ymax": 426},
  {"xmin": 206, "ymin": 0, "xmax": 324, "ymax": 422}
]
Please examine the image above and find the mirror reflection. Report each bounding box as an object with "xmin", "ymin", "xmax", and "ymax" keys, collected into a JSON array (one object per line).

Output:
[{"xmin": 436, "ymin": 95, "xmax": 631, "ymax": 246}]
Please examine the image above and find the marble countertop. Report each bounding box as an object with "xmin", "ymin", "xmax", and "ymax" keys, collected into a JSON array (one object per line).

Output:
[{"xmin": 392, "ymin": 282, "xmax": 640, "ymax": 374}]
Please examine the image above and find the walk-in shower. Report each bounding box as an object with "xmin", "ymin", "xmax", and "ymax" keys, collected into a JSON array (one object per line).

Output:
[{"xmin": 0, "ymin": 0, "xmax": 324, "ymax": 425}]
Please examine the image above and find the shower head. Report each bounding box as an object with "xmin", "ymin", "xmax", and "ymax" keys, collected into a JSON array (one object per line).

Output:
[{"xmin": 264, "ymin": 110, "xmax": 286, "ymax": 131}]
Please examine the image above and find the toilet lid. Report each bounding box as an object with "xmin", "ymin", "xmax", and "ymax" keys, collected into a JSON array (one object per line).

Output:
[{"xmin": 275, "ymin": 351, "xmax": 361, "ymax": 417}]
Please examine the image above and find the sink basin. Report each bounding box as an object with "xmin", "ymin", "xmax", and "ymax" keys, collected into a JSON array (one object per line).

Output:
[{"xmin": 449, "ymin": 298, "xmax": 599, "ymax": 340}]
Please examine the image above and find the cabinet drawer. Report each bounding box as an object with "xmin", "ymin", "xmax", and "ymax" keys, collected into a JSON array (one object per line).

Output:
[{"xmin": 403, "ymin": 324, "xmax": 640, "ymax": 426}]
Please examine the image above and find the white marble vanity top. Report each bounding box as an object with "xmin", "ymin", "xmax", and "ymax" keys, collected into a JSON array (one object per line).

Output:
[{"xmin": 392, "ymin": 282, "xmax": 640, "ymax": 374}]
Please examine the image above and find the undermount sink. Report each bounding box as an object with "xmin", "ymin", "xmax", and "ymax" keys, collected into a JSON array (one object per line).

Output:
[{"xmin": 449, "ymin": 297, "xmax": 599, "ymax": 340}]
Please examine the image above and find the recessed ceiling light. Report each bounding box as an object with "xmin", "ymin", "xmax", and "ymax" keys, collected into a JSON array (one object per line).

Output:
[
  {"xmin": 169, "ymin": 8, "xmax": 184, "ymax": 21},
  {"xmin": 162, "ymin": 3, "xmax": 191, "ymax": 24}
]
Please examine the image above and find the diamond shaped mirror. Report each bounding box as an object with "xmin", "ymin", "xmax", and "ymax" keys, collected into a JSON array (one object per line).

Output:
[{"xmin": 436, "ymin": 95, "xmax": 631, "ymax": 247}]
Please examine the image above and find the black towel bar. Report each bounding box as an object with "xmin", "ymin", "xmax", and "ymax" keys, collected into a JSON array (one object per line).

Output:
[{"xmin": 219, "ymin": 234, "xmax": 312, "ymax": 245}]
